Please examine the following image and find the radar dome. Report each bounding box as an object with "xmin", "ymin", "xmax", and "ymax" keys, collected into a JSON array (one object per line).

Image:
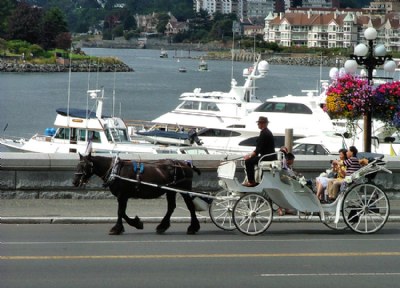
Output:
[{"xmin": 257, "ymin": 60, "xmax": 269, "ymax": 75}]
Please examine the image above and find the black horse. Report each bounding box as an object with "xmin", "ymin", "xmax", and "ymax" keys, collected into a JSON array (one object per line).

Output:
[{"xmin": 73, "ymin": 153, "xmax": 201, "ymax": 235}]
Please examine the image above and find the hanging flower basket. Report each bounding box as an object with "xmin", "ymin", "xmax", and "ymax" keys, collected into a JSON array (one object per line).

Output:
[
  {"xmin": 372, "ymin": 81, "xmax": 400, "ymax": 128},
  {"xmin": 324, "ymin": 74, "xmax": 372, "ymax": 121}
]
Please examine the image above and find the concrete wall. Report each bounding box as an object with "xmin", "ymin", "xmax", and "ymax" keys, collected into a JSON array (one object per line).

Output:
[{"xmin": 1, "ymin": 152, "xmax": 400, "ymax": 199}]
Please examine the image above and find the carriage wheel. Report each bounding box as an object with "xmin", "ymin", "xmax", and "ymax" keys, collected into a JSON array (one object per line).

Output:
[
  {"xmin": 232, "ymin": 193, "xmax": 273, "ymax": 236},
  {"xmin": 321, "ymin": 211, "xmax": 348, "ymax": 231},
  {"xmin": 342, "ymin": 183, "xmax": 390, "ymax": 234},
  {"xmin": 209, "ymin": 190, "xmax": 238, "ymax": 231}
]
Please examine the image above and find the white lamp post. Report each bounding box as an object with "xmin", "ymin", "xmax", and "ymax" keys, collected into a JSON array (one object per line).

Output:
[{"xmin": 344, "ymin": 27, "xmax": 396, "ymax": 152}]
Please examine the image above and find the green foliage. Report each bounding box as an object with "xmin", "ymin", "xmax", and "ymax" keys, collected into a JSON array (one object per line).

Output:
[
  {"xmin": 7, "ymin": 2, "xmax": 43, "ymax": 44},
  {"xmin": 0, "ymin": 0, "xmax": 16, "ymax": 37},
  {"xmin": 124, "ymin": 30, "xmax": 139, "ymax": 40},
  {"xmin": 41, "ymin": 7, "xmax": 69, "ymax": 49},
  {"xmin": 7, "ymin": 40, "xmax": 32, "ymax": 54}
]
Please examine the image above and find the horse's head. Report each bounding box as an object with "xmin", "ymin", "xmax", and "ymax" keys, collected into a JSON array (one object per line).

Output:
[{"xmin": 73, "ymin": 153, "xmax": 95, "ymax": 187}]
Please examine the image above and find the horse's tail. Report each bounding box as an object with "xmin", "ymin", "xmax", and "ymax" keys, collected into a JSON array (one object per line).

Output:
[
  {"xmin": 185, "ymin": 160, "xmax": 201, "ymax": 176},
  {"xmin": 192, "ymin": 165, "xmax": 201, "ymax": 176}
]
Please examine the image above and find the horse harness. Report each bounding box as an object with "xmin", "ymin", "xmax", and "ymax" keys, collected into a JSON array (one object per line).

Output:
[{"xmin": 102, "ymin": 157, "xmax": 191, "ymax": 190}]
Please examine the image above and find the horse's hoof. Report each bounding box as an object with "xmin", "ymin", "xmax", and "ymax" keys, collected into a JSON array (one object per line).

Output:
[
  {"xmin": 156, "ymin": 223, "xmax": 170, "ymax": 234},
  {"xmin": 109, "ymin": 225, "xmax": 125, "ymax": 235},
  {"xmin": 132, "ymin": 216, "xmax": 144, "ymax": 230},
  {"xmin": 187, "ymin": 224, "xmax": 200, "ymax": 235}
]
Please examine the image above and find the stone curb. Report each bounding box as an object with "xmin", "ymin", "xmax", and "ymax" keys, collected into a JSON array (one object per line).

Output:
[{"xmin": 2, "ymin": 216, "xmax": 400, "ymax": 224}]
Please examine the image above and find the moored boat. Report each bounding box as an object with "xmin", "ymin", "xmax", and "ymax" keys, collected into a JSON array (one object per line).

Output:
[
  {"xmin": 198, "ymin": 58, "xmax": 208, "ymax": 71},
  {"xmin": 152, "ymin": 56, "xmax": 269, "ymax": 128},
  {"xmin": 0, "ymin": 89, "xmax": 203, "ymax": 155}
]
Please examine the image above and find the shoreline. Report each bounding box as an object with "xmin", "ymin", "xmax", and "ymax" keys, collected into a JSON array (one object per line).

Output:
[
  {"xmin": 0, "ymin": 53, "xmax": 345, "ymax": 73},
  {"xmin": 0, "ymin": 60, "xmax": 133, "ymax": 73}
]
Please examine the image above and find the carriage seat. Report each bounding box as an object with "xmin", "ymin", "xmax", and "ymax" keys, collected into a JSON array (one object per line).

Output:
[
  {"xmin": 258, "ymin": 160, "xmax": 282, "ymax": 171},
  {"xmin": 255, "ymin": 160, "xmax": 282, "ymax": 183}
]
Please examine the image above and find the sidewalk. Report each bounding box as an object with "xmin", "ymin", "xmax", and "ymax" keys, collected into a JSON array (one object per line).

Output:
[{"xmin": 1, "ymin": 197, "xmax": 400, "ymax": 224}]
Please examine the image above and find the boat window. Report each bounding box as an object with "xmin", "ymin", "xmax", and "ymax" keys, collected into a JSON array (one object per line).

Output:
[
  {"xmin": 198, "ymin": 129, "xmax": 241, "ymax": 137},
  {"xmin": 201, "ymin": 102, "xmax": 219, "ymax": 111},
  {"xmin": 78, "ymin": 130, "xmax": 86, "ymax": 142},
  {"xmin": 286, "ymin": 103, "xmax": 312, "ymax": 114},
  {"xmin": 183, "ymin": 148, "xmax": 209, "ymax": 155},
  {"xmin": 105, "ymin": 129, "xmax": 113, "ymax": 142},
  {"xmin": 54, "ymin": 128, "xmax": 70, "ymax": 140},
  {"xmin": 88, "ymin": 130, "xmax": 101, "ymax": 143},
  {"xmin": 110, "ymin": 128, "xmax": 129, "ymax": 142},
  {"xmin": 238, "ymin": 137, "xmax": 258, "ymax": 146},
  {"xmin": 293, "ymin": 144, "xmax": 329, "ymax": 155},
  {"xmin": 254, "ymin": 102, "xmax": 312, "ymax": 114},
  {"xmin": 180, "ymin": 101, "xmax": 200, "ymax": 110}
]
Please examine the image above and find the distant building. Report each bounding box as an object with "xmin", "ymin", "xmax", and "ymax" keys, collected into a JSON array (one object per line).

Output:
[
  {"xmin": 243, "ymin": 24, "xmax": 264, "ymax": 36},
  {"xmin": 165, "ymin": 19, "xmax": 190, "ymax": 35},
  {"xmin": 364, "ymin": 0, "xmax": 400, "ymax": 14},
  {"xmin": 134, "ymin": 13, "xmax": 159, "ymax": 33},
  {"xmin": 264, "ymin": 10, "xmax": 400, "ymax": 51},
  {"xmin": 246, "ymin": 0, "xmax": 275, "ymax": 18},
  {"xmin": 194, "ymin": 0, "xmax": 240, "ymax": 15}
]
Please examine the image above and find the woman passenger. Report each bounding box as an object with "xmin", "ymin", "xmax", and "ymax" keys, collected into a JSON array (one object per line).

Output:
[
  {"xmin": 326, "ymin": 146, "xmax": 361, "ymax": 200},
  {"xmin": 315, "ymin": 148, "xmax": 347, "ymax": 202}
]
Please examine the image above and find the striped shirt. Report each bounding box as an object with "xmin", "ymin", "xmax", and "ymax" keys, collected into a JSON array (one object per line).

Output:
[{"xmin": 343, "ymin": 157, "xmax": 361, "ymax": 176}]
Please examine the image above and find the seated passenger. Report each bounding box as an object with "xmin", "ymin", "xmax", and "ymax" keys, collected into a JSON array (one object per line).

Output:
[
  {"xmin": 315, "ymin": 148, "xmax": 347, "ymax": 202},
  {"xmin": 278, "ymin": 152, "xmax": 297, "ymax": 216},
  {"xmin": 326, "ymin": 146, "xmax": 361, "ymax": 200}
]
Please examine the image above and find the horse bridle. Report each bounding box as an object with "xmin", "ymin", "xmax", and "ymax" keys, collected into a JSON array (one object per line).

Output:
[{"xmin": 75, "ymin": 159, "xmax": 94, "ymax": 187}]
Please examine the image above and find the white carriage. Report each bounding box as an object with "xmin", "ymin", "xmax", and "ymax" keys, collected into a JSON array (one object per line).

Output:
[{"xmin": 209, "ymin": 152, "xmax": 392, "ymax": 235}]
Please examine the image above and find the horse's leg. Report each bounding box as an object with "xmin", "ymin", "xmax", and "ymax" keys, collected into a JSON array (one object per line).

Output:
[
  {"xmin": 122, "ymin": 199, "xmax": 143, "ymax": 230},
  {"xmin": 182, "ymin": 194, "xmax": 200, "ymax": 235},
  {"xmin": 156, "ymin": 192, "xmax": 176, "ymax": 234},
  {"xmin": 109, "ymin": 197, "xmax": 127, "ymax": 235}
]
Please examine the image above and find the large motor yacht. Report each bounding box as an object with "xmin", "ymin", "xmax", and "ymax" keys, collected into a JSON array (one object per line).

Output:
[{"xmin": 151, "ymin": 56, "xmax": 269, "ymax": 128}]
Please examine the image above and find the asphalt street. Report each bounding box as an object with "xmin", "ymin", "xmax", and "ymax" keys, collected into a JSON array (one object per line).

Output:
[{"xmin": 2, "ymin": 222, "xmax": 400, "ymax": 288}]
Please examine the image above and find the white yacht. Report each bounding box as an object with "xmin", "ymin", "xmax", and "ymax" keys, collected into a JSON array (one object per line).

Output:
[
  {"xmin": 229, "ymin": 89, "xmax": 335, "ymax": 136},
  {"xmin": 151, "ymin": 56, "xmax": 269, "ymax": 128},
  {"xmin": 146, "ymin": 86, "xmax": 337, "ymax": 155},
  {"xmin": 0, "ymin": 89, "xmax": 205, "ymax": 155}
]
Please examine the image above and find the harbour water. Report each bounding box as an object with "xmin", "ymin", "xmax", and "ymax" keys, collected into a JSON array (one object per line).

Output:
[{"xmin": 0, "ymin": 48, "xmax": 332, "ymax": 151}]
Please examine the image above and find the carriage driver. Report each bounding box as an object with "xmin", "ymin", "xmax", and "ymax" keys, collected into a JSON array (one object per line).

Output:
[{"xmin": 243, "ymin": 116, "xmax": 277, "ymax": 187}]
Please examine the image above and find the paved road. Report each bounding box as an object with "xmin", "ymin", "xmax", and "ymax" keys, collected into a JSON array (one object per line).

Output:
[
  {"xmin": 2, "ymin": 222, "xmax": 400, "ymax": 288},
  {"xmin": 1, "ymin": 197, "xmax": 400, "ymax": 224}
]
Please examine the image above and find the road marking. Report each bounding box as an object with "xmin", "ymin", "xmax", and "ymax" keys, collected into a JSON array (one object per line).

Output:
[
  {"xmin": 2, "ymin": 238, "xmax": 400, "ymax": 245},
  {"xmin": 2, "ymin": 252, "xmax": 400, "ymax": 261},
  {"xmin": 260, "ymin": 272, "xmax": 400, "ymax": 277}
]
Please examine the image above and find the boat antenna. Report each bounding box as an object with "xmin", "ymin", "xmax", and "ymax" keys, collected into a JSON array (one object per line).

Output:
[
  {"xmin": 318, "ymin": 53, "xmax": 323, "ymax": 94},
  {"xmin": 231, "ymin": 20, "xmax": 239, "ymax": 80},
  {"xmin": 67, "ymin": 45, "xmax": 73, "ymax": 134},
  {"xmin": 86, "ymin": 52, "xmax": 91, "ymax": 122},
  {"xmin": 231, "ymin": 27, "xmax": 235, "ymax": 80},
  {"xmin": 112, "ymin": 65, "xmax": 117, "ymax": 118}
]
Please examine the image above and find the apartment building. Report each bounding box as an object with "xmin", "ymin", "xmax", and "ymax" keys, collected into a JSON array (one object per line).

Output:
[
  {"xmin": 246, "ymin": 0, "xmax": 275, "ymax": 17},
  {"xmin": 264, "ymin": 10, "xmax": 400, "ymax": 51},
  {"xmin": 194, "ymin": 0, "xmax": 240, "ymax": 15},
  {"xmin": 365, "ymin": 0, "xmax": 400, "ymax": 15}
]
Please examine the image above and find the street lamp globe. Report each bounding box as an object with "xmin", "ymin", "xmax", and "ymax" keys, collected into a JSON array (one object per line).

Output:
[
  {"xmin": 364, "ymin": 27, "xmax": 378, "ymax": 40},
  {"xmin": 374, "ymin": 44, "xmax": 387, "ymax": 57},
  {"xmin": 384, "ymin": 60, "xmax": 397, "ymax": 73},
  {"xmin": 329, "ymin": 67, "xmax": 339, "ymax": 79},
  {"xmin": 354, "ymin": 43, "xmax": 368, "ymax": 57},
  {"xmin": 344, "ymin": 59, "xmax": 358, "ymax": 74}
]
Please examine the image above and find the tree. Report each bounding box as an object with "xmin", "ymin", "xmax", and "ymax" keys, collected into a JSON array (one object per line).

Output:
[
  {"xmin": 55, "ymin": 32, "xmax": 72, "ymax": 50},
  {"xmin": 40, "ymin": 7, "xmax": 69, "ymax": 49},
  {"xmin": 7, "ymin": 2, "xmax": 42, "ymax": 44},
  {"xmin": 156, "ymin": 13, "xmax": 170, "ymax": 34},
  {"xmin": 0, "ymin": 0, "xmax": 16, "ymax": 38}
]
